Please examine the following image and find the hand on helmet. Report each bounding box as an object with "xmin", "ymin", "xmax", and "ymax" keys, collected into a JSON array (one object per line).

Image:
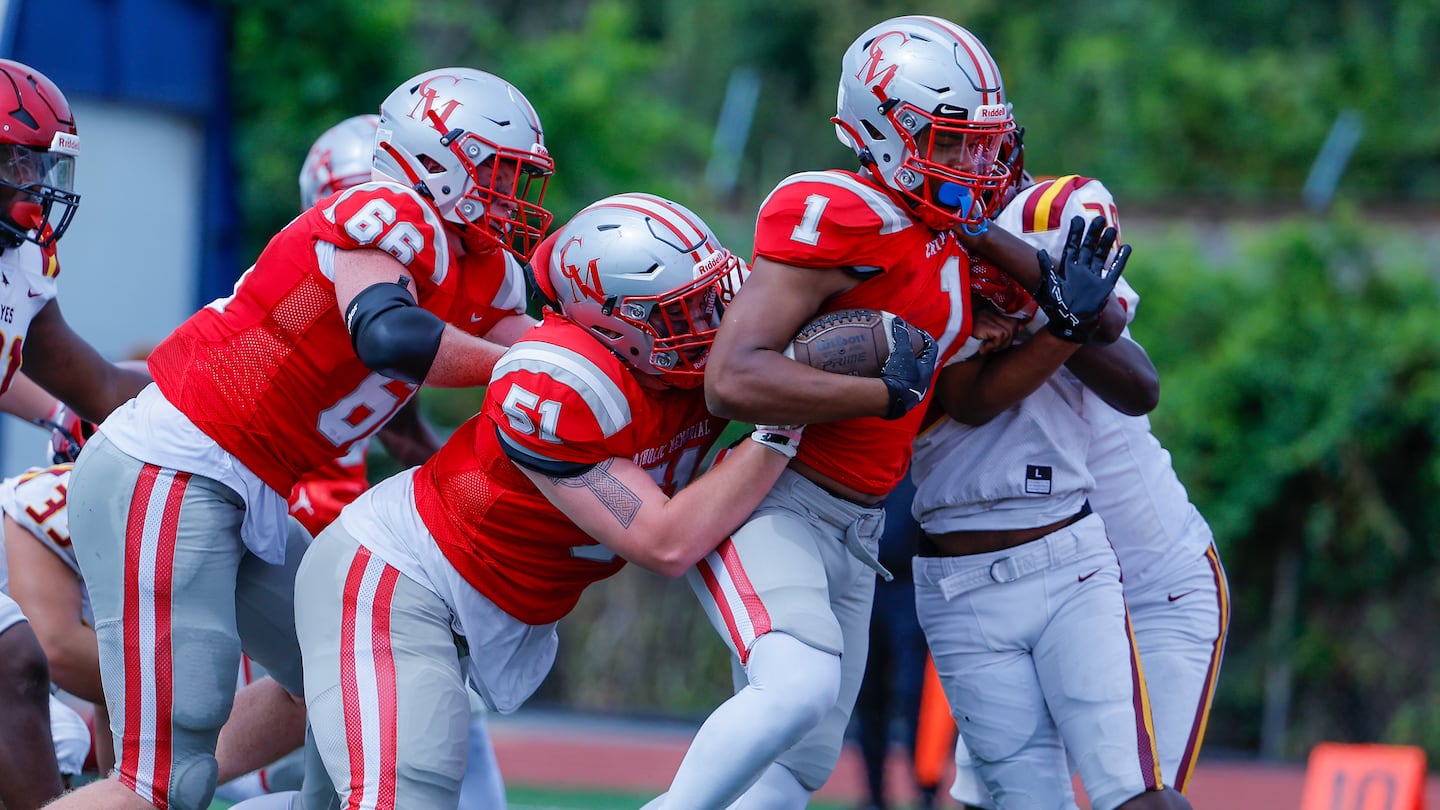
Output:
[
  {"xmin": 1033, "ymin": 215, "xmax": 1131, "ymax": 344},
  {"xmin": 880, "ymin": 317, "xmax": 938, "ymax": 420}
]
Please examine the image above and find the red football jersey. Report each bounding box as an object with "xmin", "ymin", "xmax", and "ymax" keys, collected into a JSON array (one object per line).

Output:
[
  {"xmin": 149, "ymin": 182, "xmax": 525, "ymax": 495},
  {"xmin": 288, "ymin": 442, "xmax": 369, "ymax": 538},
  {"xmin": 754, "ymin": 170, "xmax": 973, "ymax": 496},
  {"xmin": 413, "ymin": 313, "xmax": 724, "ymax": 625}
]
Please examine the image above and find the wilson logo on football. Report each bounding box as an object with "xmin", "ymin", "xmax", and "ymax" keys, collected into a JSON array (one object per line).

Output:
[
  {"xmin": 409, "ymin": 75, "xmax": 465, "ymax": 129},
  {"xmin": 855, "ymin": 30, "xmax": 909, "ymax": 92},
  {"xmin": 557, "ymin": 238, "xmax": 606, "ymax": 303}
]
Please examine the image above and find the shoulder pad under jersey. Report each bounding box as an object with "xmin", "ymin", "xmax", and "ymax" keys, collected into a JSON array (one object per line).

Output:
[{"xmin": 754, "ymin": 171, "xmax": 917, "ymax": 269}]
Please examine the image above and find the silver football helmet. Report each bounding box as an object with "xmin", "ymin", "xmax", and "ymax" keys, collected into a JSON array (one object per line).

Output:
[
  {"xmin": 299, "ymin": 114, "xmax": 379, "ymax": 210},
  {"xmin": 834, "ymin": 16, "xmax": 1015, "ymax": 230},
  {"xmin": 374, "ymin": 67, "xmax": 554, "ymax": 259},
  {"xmin": 546, "ymin": 193, "xmax": 744, "ymax": 389}
]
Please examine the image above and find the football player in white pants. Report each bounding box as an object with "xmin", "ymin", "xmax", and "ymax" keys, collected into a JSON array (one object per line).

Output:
[
  {"xmin": 911, "ymin": 205, "xmax": 1197, "ymax": 810},
  {"xmin": 646, "ymin": 18, "xmax": 1129, "ymax": 810},
  {"xmin": 948, "ymin": 175, "xmax": 1229, "ymax": 808}
]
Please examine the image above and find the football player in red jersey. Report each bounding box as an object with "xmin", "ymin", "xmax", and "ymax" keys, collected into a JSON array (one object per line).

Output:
[
  {"xmin": 287, "ymin": 113, "xmax": 440, "ymax": 540},
  {"xmin": 57, "ymin": 67, "xmax": 553, "ymax": 810},
  {"xmin": 646, "ymin": 17, "xmax": 1124, "ymax": 810},
  {"xmin": 0, "ymin": 60, "xmax": 152, "ymax": 810},
  {"xmin": 219, "ymin": 113, "xmax": 451, "ymax": 805},
  {"xmin": 281, "ymin": 192, "xmax": 791, "ymax": 809}
]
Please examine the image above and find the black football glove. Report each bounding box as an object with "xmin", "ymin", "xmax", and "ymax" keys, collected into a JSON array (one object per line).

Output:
[
  {"xmin": 880, "ymin": 316, "xmax": 938, "ymax": 420},
  {"xmin": 1033, "ymin": 215, "xmax": 1132, "ymax": 343}
]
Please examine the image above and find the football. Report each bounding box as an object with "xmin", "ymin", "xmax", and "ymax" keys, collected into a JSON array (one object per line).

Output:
[{"xmin": 784, "ymin": 308, "xmax": 919, "ymax": 377}]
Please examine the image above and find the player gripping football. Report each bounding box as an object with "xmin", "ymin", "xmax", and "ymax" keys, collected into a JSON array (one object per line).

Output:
[{"xmin": 286, "ymin": 193, "xmax": 795, "ymax": 809}]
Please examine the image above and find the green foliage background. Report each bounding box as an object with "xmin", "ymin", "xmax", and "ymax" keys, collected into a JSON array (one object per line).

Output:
[{"xmin": 224, "ymin": 0, "xmax": 1440, "ymax": 761}]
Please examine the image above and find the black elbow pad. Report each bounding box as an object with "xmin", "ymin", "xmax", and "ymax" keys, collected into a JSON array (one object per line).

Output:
[{"xmin": 344, "ymin": 281, "xmax": 445, "ymax": 384}]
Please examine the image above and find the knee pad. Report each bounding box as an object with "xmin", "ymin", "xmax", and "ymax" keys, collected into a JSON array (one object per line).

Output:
[
  {"xmin": 726, "ymin": 762, "xmax": 812, "ymax": 809},
  {"xmin": 167, "ymin": 751, "xmax": 220, "ymax": 810},
  {"xmin": 780, "ymin": 736, "xmax": 845, "ymax": 792},
  {"xmin": 746, "ymin": 633, "xmax": 841, "ymax": 734},
  {"xmin": 170, "ymin": 626, "xmax": 241, "ymax": 732}
]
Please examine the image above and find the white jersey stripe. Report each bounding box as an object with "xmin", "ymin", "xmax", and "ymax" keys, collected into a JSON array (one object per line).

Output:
[
  {"xmin": 493, "ymin": 253, "xmax": 528, "ymax": 314},
  {"xmin": 492, "ymin": 344, "xmax": 632, "ymax": 437},
  {"xmin": 315, "ymin": 240, "xmax": 338, "ymax": 282},
  {"xmin": 766, "ymin": 172, "xmax": 912, "ymax": 235}
]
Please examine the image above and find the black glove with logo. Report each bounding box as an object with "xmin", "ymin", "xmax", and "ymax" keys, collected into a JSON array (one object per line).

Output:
[
  {"xmin": 1034, "ymin": 215, "xmax": 1131, "ymax": 343},
  {"xmin": 880, "ymin": 316, "xmax": 938, "ymax": 420}
]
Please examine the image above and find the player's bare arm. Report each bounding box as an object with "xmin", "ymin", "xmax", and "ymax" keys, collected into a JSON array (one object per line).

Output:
[
  {"xmin": 483, "ymin": 312, "xmax": 538, "ymax": 347},
  {"xmin": 941, "ymin": 217, "xmax": 1132, "ymax": 425},
  {"xmin": 1064, "ymin": 335, "xmax": 1160, "ymax": 416},
  {"xmin": 5, "ymin": 516, "xmax": 102, "ymax": 703},
  {"xmin": 332, "ymin": 245, "xmax": 513, "ymax": 388},
  {"xmin": 518, "ymin": 437, "xmax": 791, "ymax": 578},
  {"xmin": 0, "ymin": 373, "xmax": 62, "ymax": 422},
  {"xmin": 959, "ymin": 223, "xmax": 1127, "ymax": 343},
  {"xmin": 21, "ymin": 300, "xmax": 151, "ymax": 423},
  {"xmin": 936, "ymin": 327, "xmax": 1081, "ymax": 425},
  {"xmin": 705, "ymin": 256, "xmax": 893, "ymax": 424}
]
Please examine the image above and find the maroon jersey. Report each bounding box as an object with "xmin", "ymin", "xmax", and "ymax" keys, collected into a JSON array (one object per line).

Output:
[
  {"xmin": 413, "ymin": 313, "xmax": 723, "ymax": 625},
  {"xmin": 754, "ymin": 170, "xmax": 972, "ymax": 496},
  {"xmin": 148, "ymin": 182, "xmax": 525, "ymax": 494}
]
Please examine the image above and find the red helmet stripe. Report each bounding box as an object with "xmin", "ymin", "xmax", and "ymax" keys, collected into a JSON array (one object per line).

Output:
[
  {"xmin": 594, "ymin": 194, "xmax": 710, "ymax": 263},
  {"xmin": 904, "ymin": 16, "xmax": 1004, "ymax": 106}
]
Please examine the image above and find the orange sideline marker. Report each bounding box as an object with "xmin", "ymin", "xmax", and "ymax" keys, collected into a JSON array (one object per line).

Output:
[
  {"xmin": 1300, "ymin": 742, "xmax": 1426, "ymax": 810},
  {"xmin": 914, "ymin": 654, "xmax": 956, "ymax": 790}
]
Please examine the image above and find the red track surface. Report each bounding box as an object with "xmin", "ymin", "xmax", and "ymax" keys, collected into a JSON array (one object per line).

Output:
[{"xmin": 489, "ymin": 712, "xmax": 1440, "ymax": 809}]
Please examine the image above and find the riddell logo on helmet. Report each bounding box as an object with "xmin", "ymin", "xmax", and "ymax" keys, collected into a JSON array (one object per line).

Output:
[
  {"xmin": 49, "ymin": 132, "xmax": 79, "ymax": 155},
  {"xmin": 973, "ymin": 105, "xmax": 1008, "ymax": 121},
  {"xmin": 692, "ymin": 249, "xmax": 725, "ymax": 279},
  {"xmin": 409, "ymin": 75, "xmax": 465, "ymax": 129}
]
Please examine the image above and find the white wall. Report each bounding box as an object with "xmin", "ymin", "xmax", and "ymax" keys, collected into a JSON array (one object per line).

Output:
[{"xmin": 1, "ymin": 98, "xmax": 204, "ymax": 473}]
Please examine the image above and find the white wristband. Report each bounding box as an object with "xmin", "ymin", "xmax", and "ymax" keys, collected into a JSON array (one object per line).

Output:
[{"xmin": 750, "ymin": 425, "xmax": 803, "ymax": 459}]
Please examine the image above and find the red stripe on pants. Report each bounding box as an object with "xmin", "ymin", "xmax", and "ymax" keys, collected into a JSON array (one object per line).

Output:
[
  {"xmin": 340, "ymin": 546, "xmax": 370, "ymax": 809},
  {"xmin": 119, "ymin": 466, "xmax": 158, "ymax": 797}
]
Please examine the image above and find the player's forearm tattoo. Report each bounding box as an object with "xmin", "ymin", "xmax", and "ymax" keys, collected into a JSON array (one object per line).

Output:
[{"xmin": 549, "ymin": 459, "xmax": 641, "ymax": 528}]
